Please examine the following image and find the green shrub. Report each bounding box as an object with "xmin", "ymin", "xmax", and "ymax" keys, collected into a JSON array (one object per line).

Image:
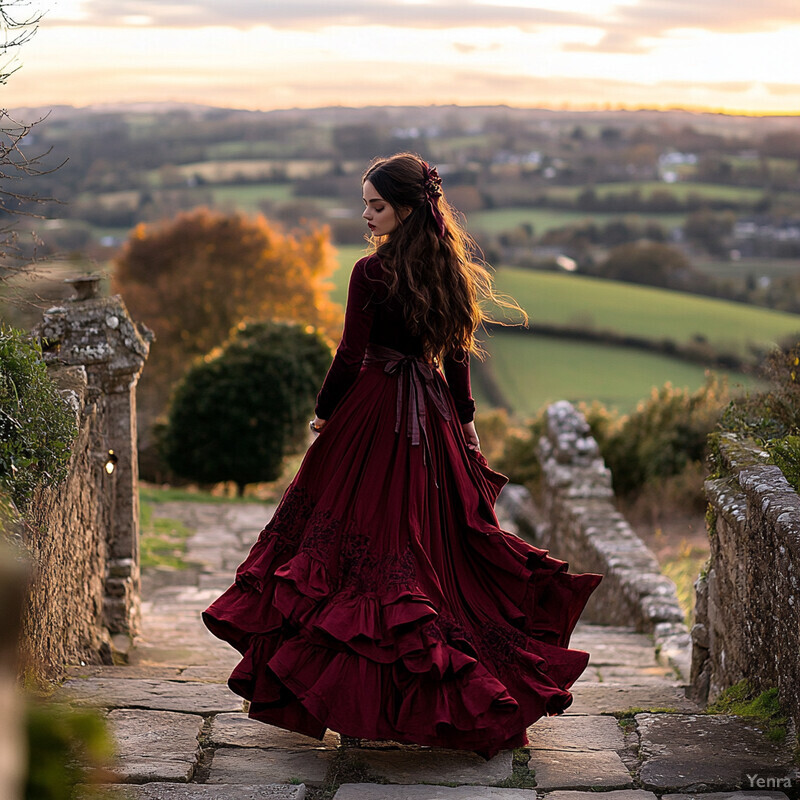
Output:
[
  {"xmin": 766, "ymin": 435, "xmax": 800, "ymax": 491},
  {"xmin": 590, "ymin": 376, "xmax": 728, "ymax": 497},
  {"xmin": 159, "ymin": 319, "xmax": 331, "ymax": 495},
  {"xmin": 721, "ymin": 340, "xmax": 800, "ymax": 441},
  {"xmin": 493, "ymin": 409, "xmax": 546, "ymax": 489},
  {"xmin": 719, "ymin": 341, "xmax": 800, "ymax": 487},
  {"xmin": 0, "ymin": 325, "xmax": 78, "ymax": 510}
]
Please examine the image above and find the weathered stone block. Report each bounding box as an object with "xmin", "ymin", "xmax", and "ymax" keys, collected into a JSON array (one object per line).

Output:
[{"xmin": 637, "ymin": 713, "xmax": 795, "ymax": 792}]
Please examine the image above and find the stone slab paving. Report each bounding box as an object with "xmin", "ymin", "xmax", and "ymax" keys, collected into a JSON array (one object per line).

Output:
[
  {"xmin": 348, "ymin": 747, "xmax": 513, "ymax": 786},
  {"xmin": 529, "ymin": 750, "xmax": 634, "ymax": 790},
  {"xmin": 106, "ymin": 709, "xmax": 203, "ymax": 783},
  {"xmin": 77, "ymin": 784, "xmax": 308, "ymax": 799},
  {"xmin": 662, "ymin": 793, "xmax": 792, "ymax": 800},
  {"xmin": 66, "ymin": 665, "xmax": 185, "ymax": 680},
  {"xmin": 71, "ymin": 499, "xmax": 800, "ymax": 800},
  {"xmin": 597, "ymin": 666, "xmax": 678, "ymax": 684},
  {"xmin": 59, "ymin": 676, "xmax": 243, "ymax": 714},
  {"xmin": 526, "ymin": 715, "xmax": 624, "ymax": 752},
  {"xmin": 210, "ymin": 712, "xmax": 339, "ymax": 750},
  {"xmin": 565, "ymin": 684, "xmax": 699, "ymax": 715},
  {"xmin": 206, "ymin": 747, "xmax": 332, "ymax": 786},
  {"xmin": 545, "ymin": 792, "xmax": 657, "ymax": 800},
  {"xmin": 333, "ymin": 785, "xmax": 536, "ymax": 799},
  {"xmin": 636, "ymin": 714, "xmax": 796, "ymax": 792}
]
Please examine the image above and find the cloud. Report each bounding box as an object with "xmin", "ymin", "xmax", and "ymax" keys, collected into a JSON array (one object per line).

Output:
[
  {"xmin": 563, "ymin": 0, "xmax": 800, "ymax": 54},
  {"xmin": 47, "ymin": 0, "xmax": 800, "ymax": 60},
  {"xmin": 63, "ymin": 0, "xmax": 587, "ymax": 30},
  {"xmin": 453, "ymin": 41, "xmax": 502, "ymax": 54},
  {"xmin": 766, "ymin": 82, "xmax": 800, "ymax": 96},
  {"xmin": 617, "ymin": 0, "xmax": 800, "ymax": 36},
  {"xmin": 562, "ymin": 30, "xmax": 651, "ymax": 55}
]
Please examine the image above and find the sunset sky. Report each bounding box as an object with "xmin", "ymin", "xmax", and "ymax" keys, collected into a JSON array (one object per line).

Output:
[{"xmin": 3, "ymin": 0, "xmax": 800, "ymax": 114}]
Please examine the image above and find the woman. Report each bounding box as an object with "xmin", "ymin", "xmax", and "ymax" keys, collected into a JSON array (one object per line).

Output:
[{"xmin": 202, "ymin": 152, "xmax": 602, "ymax": 760}]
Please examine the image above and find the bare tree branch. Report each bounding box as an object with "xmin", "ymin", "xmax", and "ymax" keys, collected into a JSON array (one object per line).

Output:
[
  {"xmin": 1, "ymin": 0, "xmax": 42, "ymax": 84},
  {"xmin": 0, "ymin": 1, "xmax": 61, "ymax": 300}
]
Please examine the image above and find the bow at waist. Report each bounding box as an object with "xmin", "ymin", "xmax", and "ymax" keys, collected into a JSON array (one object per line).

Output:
[{"xmin": 362, "ymin": 343, "xmax": 452, "ymax": 447}]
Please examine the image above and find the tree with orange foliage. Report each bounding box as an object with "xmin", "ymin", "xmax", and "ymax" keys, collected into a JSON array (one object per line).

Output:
[{"xmin": 112, "ymin": 208, "xmax": 342, "ymax": 475}]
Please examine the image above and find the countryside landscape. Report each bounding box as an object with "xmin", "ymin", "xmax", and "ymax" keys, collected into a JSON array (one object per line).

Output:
[{"xmin": 4, "ymin": 103, "xmax": 800, "ymax": 415}]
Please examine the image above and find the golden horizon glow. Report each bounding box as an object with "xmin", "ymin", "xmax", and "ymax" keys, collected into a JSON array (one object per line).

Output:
[{"xmin": 3, "ymin": 1, "xmax": 800, "ymax": 117}]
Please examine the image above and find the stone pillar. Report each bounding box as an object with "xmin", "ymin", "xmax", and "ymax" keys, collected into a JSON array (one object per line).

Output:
[{"xmin": 35, "ymin": 275, "xmax": 153, "ymax": 641}]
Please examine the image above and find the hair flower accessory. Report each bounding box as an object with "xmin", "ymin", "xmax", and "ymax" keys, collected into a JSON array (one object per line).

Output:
[{"xmin": 422, "ymin": 162, "xmax": 446, "ymax": 239}]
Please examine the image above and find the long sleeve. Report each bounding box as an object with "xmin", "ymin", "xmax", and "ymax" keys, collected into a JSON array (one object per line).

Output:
[
  {"xmin": 442, "ymin": 347, "xmax": 476, "ymax": 424},
  {"xmin": 315, "ymin": 257, "xmax": 376, "ymax": 419}
]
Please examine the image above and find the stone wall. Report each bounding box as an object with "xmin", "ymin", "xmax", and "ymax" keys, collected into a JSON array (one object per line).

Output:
[
  {"xmin": 16, "ymin": 276, "xmax": 152, "ymax": 677},
  {"xmin": 691, "ymin": 434, "xmax": 800, "ymax": 732},
  {"xmin": 497, "ymin": 401, "xmax": 691, "ymax": 678}
]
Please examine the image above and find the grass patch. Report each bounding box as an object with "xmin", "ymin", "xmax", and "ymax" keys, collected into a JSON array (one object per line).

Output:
[
  {"xmin": 707, "ymin": 680, "xmax": 788, "ymax": 743},
  {"xmin": 613, "ymin": 706, "xmax": 681, "ymax": 719},
  {"xmin": 660, "ymin": 541, "xmax": 710, "ymax": 627},
  {"xmin": 613, "ymin": 706, "xmax": 680, "ymax": 734},
  {"xmin": 139, "ymin": 500, "xmax": 195, "ymax": 570},
  {"xmin": 139, "ymin": 485, "xmax": 252, "ymax": 505},
  {"xmin": 494, "ymin": 747, "xmax": 537, "ymax": 789}
]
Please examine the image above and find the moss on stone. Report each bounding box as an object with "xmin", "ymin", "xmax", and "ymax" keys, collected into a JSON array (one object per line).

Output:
[{"xmin": 707, "ymin": 680, "xmax": 788, "ymax": 743}]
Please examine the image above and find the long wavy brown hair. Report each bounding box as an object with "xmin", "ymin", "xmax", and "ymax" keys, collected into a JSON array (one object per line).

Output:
[{"xmin": 363, "ymin": 152, "xmax": 527, "ymax": 361}]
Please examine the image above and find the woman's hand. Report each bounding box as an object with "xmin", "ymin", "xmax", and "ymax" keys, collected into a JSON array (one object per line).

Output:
[
  {"xmin": 462, "ymin": 420, "xmax": 480, "ymax": 451},
  {"xmin": 310, "ymin": 416, "xmax": 327, "ymax": 435}
]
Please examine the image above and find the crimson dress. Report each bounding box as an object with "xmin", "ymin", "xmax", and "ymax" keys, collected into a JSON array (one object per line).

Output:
[{"xmin": 202, "ymin": 254, "xmax": 602, "ymax": 760}]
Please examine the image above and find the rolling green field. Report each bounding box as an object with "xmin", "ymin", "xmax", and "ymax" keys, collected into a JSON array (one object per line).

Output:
[
  {"xmin": 545, "ymin": 181, "xmax": 772, "ymax": 204},
  {"xmin": 493, "ymin": 268, "xmax": 800, "ymax": 356},
  {"xmin": 332, "ymin": 244, "xmax": 370, "ymax": 305},
  {"xmin": 208, "ymin": 183, "xmax": 295, "ymax": 210},
  {"xmin": 694, "ymin": 258, "xmax": 800, "ymax": 281},
  {"xmin": 467, "ymin": 208, "xmax": 687, "ymax": 235},
  {"xmin": 327, "ymin": 245, "xmax": 775, "ymax": 416},
  {"xmin": 484, "ymin": 333, "xmax": 757, "ymax": 416}
]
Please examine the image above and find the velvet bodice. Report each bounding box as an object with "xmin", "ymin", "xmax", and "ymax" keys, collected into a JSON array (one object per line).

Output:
[{"xmin": 315, "ymin": 254, "xmax": 475, "ymax": 424}]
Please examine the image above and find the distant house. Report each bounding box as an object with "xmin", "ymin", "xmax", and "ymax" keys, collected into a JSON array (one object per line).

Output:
[
  {"xmin": 658, "ymin": 151, "xmax": 697, "ymax": 183},
  {"xmin": 732, "ymin": 217, "xmax": 800, "ymax": 257}
]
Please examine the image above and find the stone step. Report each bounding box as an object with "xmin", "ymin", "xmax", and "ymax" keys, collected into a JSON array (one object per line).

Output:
[
  {"xmin": 565, "ymin": 683, "xmax": 698, "ymax": 715},
  {"xmin": 58, "ymin": 676, "xmax": 243, "ymax": 714},
  {"xmin": 636, "ymin": 714, "xmax": 797, "ymax": 793},
  {"xmin": 76, "ymin": 783, "xmax": 307, "ymax": 799},
  {"xmin": 206, "ymin": 747, "xmax": 332, "ymax": 787},
  {"xmin": 209, "ymin": 712, "xmax": 339, "ymax": 750},
  {"xmin": 333, "ymin": 786, "xmax": 535, "ymax": 799},
  {"xmin": 105, "ymin": 709, "xmax": 203, "ymax": 783}
]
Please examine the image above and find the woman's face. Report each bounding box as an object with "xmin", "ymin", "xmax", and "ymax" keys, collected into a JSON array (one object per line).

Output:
[{"xmin": 362, "ymin": 179, "xmax": 401, "ymax": 237}]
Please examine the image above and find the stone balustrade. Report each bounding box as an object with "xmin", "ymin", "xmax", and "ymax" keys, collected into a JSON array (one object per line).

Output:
[
  {"xmin": 497, "ymin": 400, "xmax": 691, "ymax": 679},
  {"xmin": 691, "ymin": 433, "xmax": 800, "ymax": 734}
]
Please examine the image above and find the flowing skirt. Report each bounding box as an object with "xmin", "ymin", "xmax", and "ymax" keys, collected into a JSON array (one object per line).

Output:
[{"xmin": 202, "ymin": 354, "xmax": 602, "ymax": 760}]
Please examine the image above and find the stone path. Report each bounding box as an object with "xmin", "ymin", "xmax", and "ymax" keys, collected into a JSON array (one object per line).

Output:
[{"xmin": 63, "ymin": 501, "xmax": 798, "ymax": 800}]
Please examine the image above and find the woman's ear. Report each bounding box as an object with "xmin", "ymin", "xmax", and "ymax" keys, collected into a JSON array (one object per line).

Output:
[{"xmin": 399, "ymin": 206, "xmax": 413, "ymax": 221}]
